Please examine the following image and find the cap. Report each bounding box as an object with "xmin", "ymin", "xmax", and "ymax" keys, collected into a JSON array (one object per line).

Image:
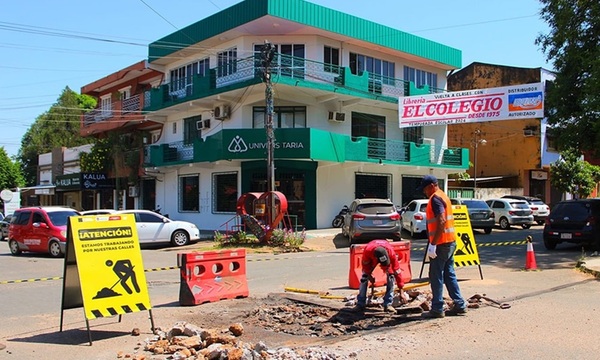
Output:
[
  {"xmin": 373, "ymin": 246, "xmax": 390, "ymax": 266},
  {"xmin": 416, "ymin": 174, "xmax": 438, "ymax": 192}
]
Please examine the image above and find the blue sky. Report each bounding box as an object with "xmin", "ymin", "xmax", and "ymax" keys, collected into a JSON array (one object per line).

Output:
[{"xmin": 0, "ymin": 0, "xmax": 551, "ymax": 158}]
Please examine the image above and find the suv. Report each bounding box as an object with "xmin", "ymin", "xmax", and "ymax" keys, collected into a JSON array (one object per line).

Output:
[
  {"xmin": 342, "ymin": 198, "xmax": 401, "ymax": 244},
  {"xmin": 8, "ymin": 206, "xmax": 79, "ymax": 257},
  {"xmin": 502, "ymin": 195, "xmax": 550, "ymax": 225},
  {"xmin": 543, "ymin": 199, "xmax": 600, "ymax": 250},
  {"xmin": 451, "ymin": 198, "xmax": 495, "ymax": 234},
  {"xmin": 485, "ymin": 199, "xmax": 534, "ymax": 230}
]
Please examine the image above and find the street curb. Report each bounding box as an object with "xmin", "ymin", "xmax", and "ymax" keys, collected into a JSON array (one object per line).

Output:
[{"xmin": 576, "ymin": 260, "xmax": 600, "ymax": 279}]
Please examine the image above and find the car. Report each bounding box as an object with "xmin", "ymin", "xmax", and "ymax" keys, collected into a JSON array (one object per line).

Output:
[
  {"xmin": 542, "ymin": 199, "xmax": 600, "ymax": 250},
  {"xmin": 8, "ymin": 206, "xmax": 80, "ymax": 257},
  {"xmin": 450, "ymin": 198, "xmax": 495, "ymax": 234},
  {"xmin": 341, "ymin": 198, "xmax": 401, "ymax": 244},
  {"xmin": 399, "ymin": 199, "xmax": 429, "ymax": 238},
  {"xmin": 0, "ymin": 214, "xmax": 12, "ymax": 240},
  {"xmin": 83, "ymin": 209, "xmax": 200, "ymax": 247},
  {"xmin": 502, "ymin": 195, "xmax": 550, "ymax": 225},
  {"xmin": 485, "ymin": 199, "xmax": 534, "ymax": 230}
]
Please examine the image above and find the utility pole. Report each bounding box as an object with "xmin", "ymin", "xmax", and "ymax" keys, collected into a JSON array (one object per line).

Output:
[{"xmin": 261, "ymin": 41, "xmax": 276, "ymax": 223}]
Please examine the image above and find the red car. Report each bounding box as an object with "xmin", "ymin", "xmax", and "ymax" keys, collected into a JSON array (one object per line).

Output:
[{"xmin": 8, "ymin": 206, "xmax": 79, "ymax": 257}]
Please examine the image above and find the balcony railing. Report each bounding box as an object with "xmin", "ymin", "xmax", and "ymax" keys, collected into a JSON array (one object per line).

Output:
[{"xmin": 83, "ymin": 94, "xmax": 144, "ymax": 126}]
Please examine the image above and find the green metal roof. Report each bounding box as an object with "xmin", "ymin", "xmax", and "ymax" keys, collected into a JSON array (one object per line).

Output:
[{"xmin": 149, "ymin": 0, "xmax": 461, "ymax": 68}]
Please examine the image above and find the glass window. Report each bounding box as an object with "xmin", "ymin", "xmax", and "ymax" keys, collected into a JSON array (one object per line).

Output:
[
  {"xmin": 15, "ymin": 211, "xmax": 31, "ymax": 225},
  {"xmin": 170, "ymin": 57, "xmax": 210, "ymax": 93},
  {"xmin": 350, "ymin": 52, "xmax": 395, "ymax": 84},
  {"xmin": 213, "ymin": 172, "xmax": 238, "ymax": 213},
  {"xmin": 183, "ymin": 115, "xmax": 202, "ymax": 145},
  {"xmin": 179, "ymin": 175, "xmax": 199, "ymax": 212},
  {"xmin": 137, "ymin": 212, "xmax": 162, "ymax": 222},
  {"xmin": 324, "ymin": 46, "xmax": 339, "ymax": 73},
  {"xmin": 217, "ymin": 47, "xmax": 237, "ymax": 77},
  {"xmin": 403, "ymin": 66, "xmax": 438, "ymax": 91},
  {"xmin": 252, "ymin": 106, "xmax": 307, "ymax": 128}
]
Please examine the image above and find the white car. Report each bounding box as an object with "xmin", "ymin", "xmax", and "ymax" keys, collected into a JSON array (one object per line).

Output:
[
  {"xmin": 80, "ymin": 209, "xmax": 200, "ymax": 247},
  {"xmin": 485, "ymin": 199, "xmax": 534, "ymax": 230},
  {"xmin": 400, "ymin": 199, "xmax": 429, "ymax": 238}
]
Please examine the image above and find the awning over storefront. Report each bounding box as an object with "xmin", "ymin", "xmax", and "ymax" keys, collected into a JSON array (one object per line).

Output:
[{"xmin": 20, "ymin": 184, "xmax": 56, "ymax": 195}]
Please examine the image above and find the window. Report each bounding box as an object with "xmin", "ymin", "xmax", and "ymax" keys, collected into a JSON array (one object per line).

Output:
[
  {"xmin": 172, "ymin": 122, "xmax": 177, "ymax": 134},
  {"xmin": 324, "ymin": 46, "xmax": 340, "ymax": 73},
  {"xmin": 100, "ymin": 95, "xmax": 112, "ymax": 118},
  {"xmin": 254, "ymin": 44, "xmax": 305, "ymax": 79},
  {"xmin": 403, "ymin": 126, "xmax": 423, "ymax": 144},
  {"xmin": 217, "ymin": 48, "xmax": 237, "ymax": 77},
  {"xmin": 403, "ymin": 66, "xmax": 438, "ymax": 90},
  {"xmin": 213, "ymin": 172, "xmax": 238, "ymax": 213},
  {"xmin": 179, "ymin": 175, "xmax": 199, "ymax": 212},
  {"xmin": 184, "ymin": 115, "xmax": 201, "ymax": 145},
  {"xmin": 32, "ymin": 212, "xmax": 45, "ymax": 224},
  {"xmin": 15, "ymin": 210, "xmax": 31, "ymax": 225},
  {"xmin": 252, "ymin": 106, "xmax": 306, "ymax": 128},
  {"xmin": 349, "ymin": 52, "xmax": 395, "ymax": 84},
  {"xmin": 170, "ymin": 58, "xmax": 210, "ymax": 92}
]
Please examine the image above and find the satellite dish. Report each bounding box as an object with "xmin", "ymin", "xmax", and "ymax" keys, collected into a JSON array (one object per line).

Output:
[{"xmin": 0, "ymin": 189, "xmax": 13, "ymax": 202}]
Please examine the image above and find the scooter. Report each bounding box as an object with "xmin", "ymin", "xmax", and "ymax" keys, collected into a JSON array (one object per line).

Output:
[{"xmin": 331, "ymin": 205, "xmax": 349, "ymax": 228}]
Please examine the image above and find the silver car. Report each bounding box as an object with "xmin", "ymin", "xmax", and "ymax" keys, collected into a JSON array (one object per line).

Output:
[
  {"xmin": 485, "ymin": 199, "xmax": 534, "ymax": 230},
  {"xmin": 341, "ymin": 198, "xmax": 401, "ymax": 245},
  {"xmin": 451, "ymin": 198, "xmax": 495, "ymax": 234}
]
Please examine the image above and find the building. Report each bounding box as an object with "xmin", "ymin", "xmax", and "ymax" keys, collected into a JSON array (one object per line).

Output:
[
  {"xmin": 81, "ymin": 0, "xmax": 470, "ymax": 230},
  {"xmin": 447, "ymin": 62, "xmax": 560, "ymax": 205}
]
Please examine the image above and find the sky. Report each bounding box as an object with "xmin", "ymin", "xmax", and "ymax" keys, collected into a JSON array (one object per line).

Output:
[{"xmin": 0, "ymin": 0, "xmax": 551, "ymax": 158}]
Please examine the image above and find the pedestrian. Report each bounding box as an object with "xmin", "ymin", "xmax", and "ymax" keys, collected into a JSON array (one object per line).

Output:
[
  {"xmin": 417, "ymin": 174, "xmax": 467, "ymax": 318},
  {"xmin": 352, "ymin": 239, "xmax": 406, "ymax": 313}
]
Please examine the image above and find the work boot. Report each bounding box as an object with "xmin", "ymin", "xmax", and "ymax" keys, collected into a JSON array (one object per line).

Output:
[
  {"xmin": 349, "ymin": 304, "xmax": 366, "ymax": 312},
  {"xmin": 383, "ymin": 306, "xmax": 397, "ymax": 314},
  {"xmin": 445, "ymin": 305, "xmax": 467, "ymax": 316},
  {"xmin": 421, "ymin": 310, "xmax": 445, "ymax": 319}
]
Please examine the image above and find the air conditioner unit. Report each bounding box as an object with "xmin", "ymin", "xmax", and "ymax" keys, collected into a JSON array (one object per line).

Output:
[
  {"xmin": 196, "ymin": 120, "xmax": 204, "ymax": 130},
  {"xmin": 128, "ymin": 186, "xmax": 139, "ymax": 197},
  {"xmin": 328, "ymin": 111, "xmax": 346, "ymax": 123},
  {"xmin": 213, "ymin": 105, "xmax": 230, "ymax": 120}
]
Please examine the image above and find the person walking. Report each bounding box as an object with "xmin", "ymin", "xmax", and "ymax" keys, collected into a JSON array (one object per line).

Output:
[
  {"xmin": 417, "ymin": 175, "xmax": 467, "ymax": 318},
  {"xmin": 352, "ymin": 239, "xmax": 406, "ymax": 313}
]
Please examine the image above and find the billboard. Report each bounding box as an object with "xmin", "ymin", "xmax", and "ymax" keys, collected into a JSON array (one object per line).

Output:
[{"xmin": 399, "ymin": 82, "xmax": 544, "ymax": 128}]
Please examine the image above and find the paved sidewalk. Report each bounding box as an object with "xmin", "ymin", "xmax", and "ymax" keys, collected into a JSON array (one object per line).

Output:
[{"xmin": 577, "ymin": 256, "xmax": 600, "ymax": 278}]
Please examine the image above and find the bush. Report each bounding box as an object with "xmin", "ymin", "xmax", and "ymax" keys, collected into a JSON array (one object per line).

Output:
[{"xmin": 269, "ymin": 228, "xmax": 306, "ymax": 250}]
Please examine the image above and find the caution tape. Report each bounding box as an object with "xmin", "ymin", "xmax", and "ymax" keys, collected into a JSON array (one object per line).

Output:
[{"xmin": 413, "ymin": 240, "xmax": 527, "ymax": 251}]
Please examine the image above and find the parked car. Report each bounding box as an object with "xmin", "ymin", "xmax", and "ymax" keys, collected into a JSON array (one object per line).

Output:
[
  {"xmin": 485, "ymin": 199, "xmax": 534, "ymax": 230},
  {"xmin": 450, "ymin": 198, "xmax": 495, "ymax": 234},
  {"xmin": 341, "ymin": 198, "xmax": 401, "ymax": 244},
  {"xmin": 543, "ymin": 199, "xmax": 600, "ymax": 250},
  {"xmin": 0, "ymin": 214, "xmax": 12, "ymax": 240},
  {"xmin": 82, "ymin": 209, "xmax": 200, "ymax": 247},
  {"xmin": 502, "ymin": 195, "xmax": 550, "ymax": 225},
  {"xmin": 399, "ymin": 199, "xmax": 429, "ymax": 238},
  {"xmin": 8, "ymin": 206, "xmax": 80, "ymax": 257}
]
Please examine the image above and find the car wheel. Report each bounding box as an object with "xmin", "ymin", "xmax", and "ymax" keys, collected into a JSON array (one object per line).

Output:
[
  {"xmin": 9, "ymin": 239, "xmax": 21, "ymax": 256},
  {"xmin": 171, "ymin": 230, "xmax": 190, "ymax": 247},
  {"xmin": 543, "ymin": 237, "xmax": 557, "ymax": 250},
  {"xmin": 522, "ymin": 224, "xmax": 531, "ymax": 229},
  {"xmin": 484, "ymin": 228, "xmax": 492, "ymax": 234},
  {"xmin": 499, "ymin": 217, "xmax": 510, "ymax": 230},
  {"xmin": 48, "ymin": 240, "xmax": 62, "ymax": 258}
]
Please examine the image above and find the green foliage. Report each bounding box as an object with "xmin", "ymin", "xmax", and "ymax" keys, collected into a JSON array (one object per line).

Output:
[
  {"xmin": 213, "ymin": 230, "xmax": 259, "ymax": 247},
  {"xmin": 269, "ymin": 228, "xmax": 306, "ymax": 250},
  {"xmin": 536, "ymin": 0, "xmax": 600, "ymax": 154},
  {"xmin": 213, "ymin": 228, "xmax": 305, "ymax": 251},
  {"xmin": 0, "ymin": 147, "xmax": 25, "ymax": 190},
  {"xmin": 17, "ymin": 87, "xmax": 95, "ymax": 185},
  {"xmin": 80, "ymin": 138, "xmax": 111, "ymax": 172},
  {"xmin": 550, "ymin": 148, "xmax": 600, "ymax": 198}
]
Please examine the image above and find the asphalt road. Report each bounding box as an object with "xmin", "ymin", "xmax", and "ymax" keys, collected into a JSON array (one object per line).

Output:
[{"xmin": 1, "ymin": 225, "xmax": 599, "ymax": 359}]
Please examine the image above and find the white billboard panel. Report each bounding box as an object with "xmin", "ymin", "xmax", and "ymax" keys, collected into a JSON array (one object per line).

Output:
[{"xmin": 399, "ymin": 83, "xmax": 544, "ymax": 128}]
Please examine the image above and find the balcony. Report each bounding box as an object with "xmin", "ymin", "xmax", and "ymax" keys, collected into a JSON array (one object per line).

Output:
[
  {"xmin": 144, "ymin": 128, "xmax": 468, "ymax": 170},
  {"xmin": 81, "ymin": 94, "xmax": 145, "ymax": 136},
  {"xmin": 143, "ymin": 54, "xmax": 436, "ymax": 112}
]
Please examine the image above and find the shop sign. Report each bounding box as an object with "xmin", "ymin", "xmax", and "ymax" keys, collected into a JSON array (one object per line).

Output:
[
  {"xmin": 56, "ymin": 173, "xmax": 81, "ymax": 190},
  {"xmin": 223, "ymin": 129, "xmax": 310, "ymax": 159},
  {"xmin": 81, "ymin": 173, "xmax": 113, "ymax": 189}
]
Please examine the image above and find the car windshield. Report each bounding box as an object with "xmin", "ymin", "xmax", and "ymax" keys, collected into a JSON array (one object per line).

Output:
[
  {"xmin": 47, "ymin": 211, "xmax": 79, "ymax": 226},
  {"xmin": 531, "ymin": 200, "xmax": 545, "ymax": 205},
  {"xmin": 356, "ymin": 203, "xmax": 394, "ymax": 214},
  {"xmin": 461, "ymin": 200, "xmax": 489, "ymax": 209},
  {"xmin": 510, "ymin": 202, "xmax": 530, "ymax": 210}
]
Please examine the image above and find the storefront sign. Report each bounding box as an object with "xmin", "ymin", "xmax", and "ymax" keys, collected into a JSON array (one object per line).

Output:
[
  {"xmin": 56, "ymin": 173, "xmax": 113, "ymax": 191},
  {"xmin": 223, "ymin": 129, "xmax": 310, "ymax": 159},
  {"xmin": 399, "ymin": 83, "xmax": 544, "ymax": 128},
  {"xmin": 56, "ymin": 173, "xmax": 81, "ymax": 190}
]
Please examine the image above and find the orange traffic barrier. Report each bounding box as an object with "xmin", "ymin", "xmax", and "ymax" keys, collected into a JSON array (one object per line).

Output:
[
  {"xmin": 525, "ymin": 235, "xmax": 538, "ymax": 270},
  {"xmin": 178, "ymin": 249, "xmax": 249, "ymax": 305},
  {"xmin": 348, "ymin": 240, "xmax": 412, "ymax": 289}
]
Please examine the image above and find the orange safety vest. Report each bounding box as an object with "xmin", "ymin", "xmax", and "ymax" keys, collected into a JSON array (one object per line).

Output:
[{"xmin": 426, "ymin": 189, "xmax": 455, "ymax": 245}]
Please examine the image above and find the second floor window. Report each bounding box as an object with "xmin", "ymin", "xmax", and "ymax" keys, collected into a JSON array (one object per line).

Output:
[
  {"xmin": 404, "ymin": 66, "xmax": 438, "ymax": 91},
  {"xmin": 170, "ymin": 58, "xmax": 210, "ymax": 92},
  {"xmin": 217, "ymin": 47, "xmax": 237, "ymax": 77},
  {"xmin": 324, "ymin": 46, "xmax": 340, "ymax": 73},
  {"xmin": 252, "ymin": 106, "xmax": 306, "ymax": 129},
  {"xmin": 349, "ymin": 52, "xmax": 395, "ymax": 85}
]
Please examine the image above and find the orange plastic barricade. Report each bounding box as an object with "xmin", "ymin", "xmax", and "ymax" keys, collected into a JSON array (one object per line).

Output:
[
  {"xmin": 178, "ymin": 249, "xmax": 249, "ymax": 306},
  {"xmin": 348, "ymin": 240, "xmax": 412, "ymax": 289}
]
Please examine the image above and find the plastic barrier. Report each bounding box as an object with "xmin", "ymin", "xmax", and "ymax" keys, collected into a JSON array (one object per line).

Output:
[
  {"xmin": 348, "ymin": 240, "xmax": 412, "ymax": 289},
  {"xmin": 178, "ymin": 249, "xmax": 249, "ymax": 305}
]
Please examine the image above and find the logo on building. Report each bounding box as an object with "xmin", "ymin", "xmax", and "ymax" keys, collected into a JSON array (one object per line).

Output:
[{"xmin": 228, "ymin": 135, "xmax": 249, "ymax": 153}]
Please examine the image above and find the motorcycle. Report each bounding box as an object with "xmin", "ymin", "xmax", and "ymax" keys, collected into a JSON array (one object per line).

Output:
[{"xmin": 331, "ymin": 205, "xmax": 349, "ymax": 228}]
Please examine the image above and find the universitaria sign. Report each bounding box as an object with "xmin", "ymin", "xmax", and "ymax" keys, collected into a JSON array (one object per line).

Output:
[{"xmin": 399, "ymin": 83, "xmax": 544, "ymax": 128}]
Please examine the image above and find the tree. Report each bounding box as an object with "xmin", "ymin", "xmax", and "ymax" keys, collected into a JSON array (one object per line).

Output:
[
  {"xmin": 17, "ymin": 87, "xmax": 96, "ymax": 185},
  {"xmin": 550, "ymin": 149, "xmax": 600, "ymax": 199},
  {"xmin": 0, "ymin": 147, "xmax": 25, "ymax": 190},
  {"xmin": 536, "ymin": 0, "xmax": 600, "ymax": 154}
]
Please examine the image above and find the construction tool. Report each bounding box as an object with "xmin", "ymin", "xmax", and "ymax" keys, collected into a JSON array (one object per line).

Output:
[
  {"xmin": 366, "ymin": 280, "xmax": 377, "ymax": 306},
  {"xmin": 468, "ymin": 294, "xmax": 511, "ymax": 309}
]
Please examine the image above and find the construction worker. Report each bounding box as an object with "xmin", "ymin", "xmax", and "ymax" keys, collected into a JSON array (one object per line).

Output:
[
  {"xmin": 353, "ymin": 239, "xmax": 405, "ymax": 313},
  {"xmin": 417, "ymin": 174, "xmax": 467, "ymax": 318}
]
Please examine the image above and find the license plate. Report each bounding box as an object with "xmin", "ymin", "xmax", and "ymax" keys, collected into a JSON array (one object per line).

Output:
[
  {"xmin": 472, "ymin": 214, "xmax": 484, "ymax": 219},
  {"xmin": 560, "ymin": 233, "xmax": 572, "ymax": 239},
  {"xmin": 372, "ymin": 220, "xmax": 383, "ymax": 225}
]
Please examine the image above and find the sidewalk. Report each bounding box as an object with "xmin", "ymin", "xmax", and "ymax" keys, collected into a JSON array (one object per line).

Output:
[{"xmin": 577, "ymin": 256, "xmax": 600, "ymax": 278}]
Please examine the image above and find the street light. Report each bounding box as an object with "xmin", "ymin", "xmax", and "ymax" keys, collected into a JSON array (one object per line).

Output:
[{"xmin": 472, "ymin": 129, "xmax": 487, "ymax": 197}]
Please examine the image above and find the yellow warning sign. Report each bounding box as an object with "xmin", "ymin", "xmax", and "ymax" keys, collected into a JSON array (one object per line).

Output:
[
  {"xmin": 451, "ymin": 205, "xmax": 481, "ymax": 267},
  {"xmin": 69, "ymin": 214, "xmax": 151, "ymax": 320}
]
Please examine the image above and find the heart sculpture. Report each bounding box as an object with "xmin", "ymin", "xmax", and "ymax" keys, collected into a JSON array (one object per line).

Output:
[{"xmin": 235, "ymin": 191, "xmax": 288, "ymax": 242}]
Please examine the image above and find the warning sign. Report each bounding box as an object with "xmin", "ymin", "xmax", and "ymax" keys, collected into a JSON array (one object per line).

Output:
[
  {"xmin": 68, "ymin": 214, "xmax": 151, "ymax": 320},
  {"xmin": 451, "ymin": 205, "xmax": 481, "ymax": 268}
]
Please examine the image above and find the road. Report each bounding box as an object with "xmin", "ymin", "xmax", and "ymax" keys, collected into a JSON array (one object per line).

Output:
[{"xmin": 1, "ymin": 225, "xmax": 599, "ymax": 359}]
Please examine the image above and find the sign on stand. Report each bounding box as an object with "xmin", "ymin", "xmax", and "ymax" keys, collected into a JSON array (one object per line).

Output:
[{"xmin": 60, "ymin": 213, "xmax": 154, "ymax": 344}]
